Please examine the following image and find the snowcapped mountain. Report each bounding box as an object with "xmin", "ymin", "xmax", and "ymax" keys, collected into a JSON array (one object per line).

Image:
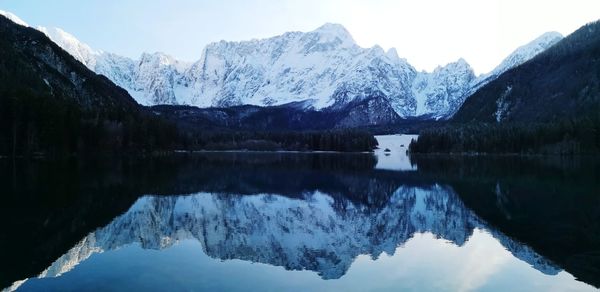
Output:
[
  {"xmin": 488, "ymin": 32, "xmax": 563, "ymax": 77},
  {"xmin": 27, "ymin": 24, "xmax": 190, "ymax": 105},
  {"xmin": 0, "ymin": 11, "xmax": 563, "ymax": 122},
  {"xmin": 36, "ymin": 26, "xmax": 100, "ymax": 69},
  {"xmin": 13, "ymin": 185, "xmax": 558, "ymax": 288},
  {"xmin": 180, "ymin": 24, "xmax": 417, "ymax": 116},
  {"xmin": 469, "ymin": 31, "xmax": 564, "ymax": 93},
  {"xmin": 412, "ymin": 58, "xmax": 475, "ymax": 118}
]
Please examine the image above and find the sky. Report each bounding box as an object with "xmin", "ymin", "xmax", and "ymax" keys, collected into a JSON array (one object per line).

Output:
[{"xmin": 1, "ymin": 0, "xmax": 599, "ymax": 74}]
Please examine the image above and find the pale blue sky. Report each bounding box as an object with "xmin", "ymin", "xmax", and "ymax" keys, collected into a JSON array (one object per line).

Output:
[{"xmin": 2, "ymin": 0, "xmax": 599, "ymax": 74}]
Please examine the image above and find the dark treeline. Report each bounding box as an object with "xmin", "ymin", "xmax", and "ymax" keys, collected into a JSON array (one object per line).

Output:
[
  {"xmin": 179, "ymin": 129, "xmax": 378, "ymax": 152},
  {"xmin": 410, "ymin": 21, "xmax": 600, "ymax": 155},
  {"xmin": 453, "ymin": 20, "xmax": 600, "ymax": 124},
  {"xmin": 0, "ymin": 15, "xmax": 184, "ymax": 157},
  {"xmin": 0, "ymin": 15, "xmax": 378, "ymax": 157},
  {"xmin": 409, "ymin": 118, "xmax": 600, "ymax": 154},
  {"xmin": 0, "ymin": 90, "xmax": 183, "ymax": 157},
  {"xmin": 0, "ymin": 90, "xmax": 378, "ymax": 156},
  {"xmin": 0, "ymin": 93, "xmax": 378, "ymax": 155},
  {"xmin": 409, "ymin": 155, "xmax": 600, "ymax": 287}
]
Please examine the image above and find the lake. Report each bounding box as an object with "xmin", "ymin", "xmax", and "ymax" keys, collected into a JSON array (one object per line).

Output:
[{"xmin": 1, "ymin": 136, "xmax": 599, "ymax": 291}]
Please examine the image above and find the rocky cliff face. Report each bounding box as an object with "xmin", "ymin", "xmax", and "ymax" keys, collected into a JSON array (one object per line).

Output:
[{"xmin": 0, "ymin": 11, "xmax": 563, "ymax": 124}]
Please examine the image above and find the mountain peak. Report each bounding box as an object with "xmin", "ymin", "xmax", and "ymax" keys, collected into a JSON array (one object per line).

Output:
[
  {"xmin": 456, "ymin": 57, "xmax": 469, "ymax": 65},
  {"xmin": 453, "ymin": 58, "xmax": 473, "ymax": 71},
  {"xmin": 10, "ymin": 9, "xmax": 563, "ymax": 122},
  {"xmin": 311, "ymin": 23, "xmax": 355, "ymax": 44},
  {"xmin": 314, "ymin": 23, "xmax": 348, "ymax": 34},
  {"xmin": 488, "ymin": 31, "xmax": 563, "ymax": 78},
  {"xmin": 140, "ymin": 51, "xmax": 175, "ymax": 62},
  {"xmin": 516, "ymin": 31, "xmax": 563, "ymax": 55},
  {"xmin": 430, "ymin": 58, "xmax": 472, "ymax": 74},
  {"xmin": 139, "ymin": 52, "xmax": 190, "ymax": 72},
  {"xmin": 385, "ymin": 48, "xmax": 400, "ymax": 61},
  {"xmin": 535, "ymin": 31, "xmax": 564, "ymax": 44}
]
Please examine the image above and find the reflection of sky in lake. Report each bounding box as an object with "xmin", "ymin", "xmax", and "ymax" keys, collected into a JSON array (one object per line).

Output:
[
  {"xmin": 3, "ymin": 151, "xmax": 599, "ymax": 292},
  {"xmin": 374, "ymin": 135, "xmax": 418, "ymax": 171},
  {"xmin": 17, "ymin": 230, "xmax": 592, "ymax": 292},
  {"xmin": 11, "ymin": 187, "xmax": 596, "ymax": 292}
]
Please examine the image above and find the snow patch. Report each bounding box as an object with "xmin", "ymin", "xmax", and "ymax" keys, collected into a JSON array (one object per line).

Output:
[{"xmin": 495, "ymin": 86, "xmax": 512, "ymax": 122}]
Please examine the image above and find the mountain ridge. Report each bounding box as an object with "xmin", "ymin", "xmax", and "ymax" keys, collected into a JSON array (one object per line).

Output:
[
  {"xmin": 0, "ymin": 14, "xmax": 185, "ymax": 155},
  {"xmin": 453, "ymin": 20, "xmax": 600, "ymax": 123},
  {"xmin": 408, "ymin": 20, "xmax": 600, "ymax": 154},
  {"xmin": 0, "ymin": 10, "xmax": 562, "ymax": 124}
]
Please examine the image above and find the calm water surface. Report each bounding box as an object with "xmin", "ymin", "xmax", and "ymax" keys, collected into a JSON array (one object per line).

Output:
[{"xmin": 1, "ymin": 147, "xmax": 599, "ymax": 291}]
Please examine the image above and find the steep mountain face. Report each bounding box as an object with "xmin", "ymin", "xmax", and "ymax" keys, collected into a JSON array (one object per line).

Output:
[
  {"xmin": 0, "ymin": 15, "xmax": 181, "ymax": 155},
  {"xmin": 468, "ymin": 32, "xmax": 563, "ymax": 93},
  {"xmin": 25, "ymin": 186, "xmax": 558, "ymax": 285},
  {"xmin": 453, "ymin": 21, "xmax": 600, "ymax": 123},
  {"xmin": 2, "ymin": 10, "xmax": 562, "ymax": 124},
  {"xmin": 0, "ymin": 15, "xmax": 138, "ymax": 112},
  {"xmin": 36, "ymin": 26, "xmax": 100, "ymax": 69},
  {"xmin": 31, "ymin": 25, "xmax": 190, "ymax": 106},
  {"xmin": 180, "ymin": 24, "xmax": 418, "ymax": 116},
  {"xmin": 412, "ymin": 58, "xmax": 475, "ymax": 118}
]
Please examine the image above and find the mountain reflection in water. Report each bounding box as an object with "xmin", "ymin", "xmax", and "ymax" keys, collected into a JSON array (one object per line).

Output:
[{"xmin": 1, "ymin": 152, "xmax": 598, "ymax": 291}]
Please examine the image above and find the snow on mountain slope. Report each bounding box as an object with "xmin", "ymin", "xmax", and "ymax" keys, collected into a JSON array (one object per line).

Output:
[
  {"xmin": 127, "ymin": 52, "xmax": 191, "ymax": 105},
  {"xmin": 36, "ymin": 26, "xmax": 99, "ymax": 69},
  {"xmin": 179, "ymin": 23, "xmax": 418, "ymax": 117},
  {"xmin": 32, "ymin": 22, "xmax": 189, "ymax": 105},
  {"xmin": 0, "ymin": 11, "xmax": 564, "ymax": 120},
  {"xmin": 492, "ymin": 32, "xmax": 563, "ymax": 76},
  {"xmin": 412, "ymin": 58, "xmax": 476, "ymax": 118},
  {"xmin": 56, "ymin": 24, "xmax": 560, "ymax": 119},
  {"xmin": 0, "ymin": 10, "xmax": 28, "ymax": 27},
  {"xmin": 470, "ymin": 32, "xmax": 564, "ymax": 92}
]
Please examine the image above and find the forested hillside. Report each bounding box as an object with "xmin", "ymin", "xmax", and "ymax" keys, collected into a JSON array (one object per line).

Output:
[
  {"xmin": 0, "ymin": 16, "xmax": 377, "ymax": 155},
  {"xmin": 0, "ymin": 15, "xmax": 181, "ymax": 156},
  {"xmin": 410, "ymin": 20, "xmax": 600, "ymax": 154}
]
